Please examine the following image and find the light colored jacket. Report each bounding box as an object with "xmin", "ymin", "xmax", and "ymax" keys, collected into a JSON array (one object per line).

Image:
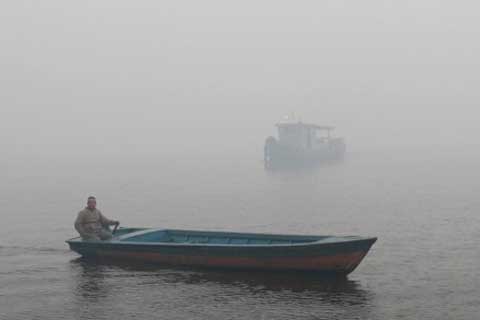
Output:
[{"xmin": 74, "ymin": 208, "xmax": 115, "ymax": 238}]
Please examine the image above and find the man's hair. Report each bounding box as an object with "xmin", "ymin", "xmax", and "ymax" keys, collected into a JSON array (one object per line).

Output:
[{"xmin": 87, "ymin": 196, "xmax": 96, "ymax": 201}]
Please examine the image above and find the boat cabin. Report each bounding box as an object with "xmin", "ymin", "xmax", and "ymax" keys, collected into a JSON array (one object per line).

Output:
[{"xmin": 276, "ymin": 122, "xmax": 335, "ymax": 149}]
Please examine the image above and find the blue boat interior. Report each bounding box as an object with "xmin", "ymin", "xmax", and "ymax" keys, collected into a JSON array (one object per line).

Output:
[{"xmin": 113, "ymin": 228, "xmax": 328, "ymax": 245}]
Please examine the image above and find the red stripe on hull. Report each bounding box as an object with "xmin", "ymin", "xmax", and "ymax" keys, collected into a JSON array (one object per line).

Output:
[{"xmin": 96, "ymin": 250, "xmax": 368, "ymax": 274}]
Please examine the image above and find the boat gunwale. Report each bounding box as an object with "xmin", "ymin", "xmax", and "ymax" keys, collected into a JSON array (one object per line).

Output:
[{"xmin": 66, "ymin": 238, "xmax": 377, "ymax": 249}]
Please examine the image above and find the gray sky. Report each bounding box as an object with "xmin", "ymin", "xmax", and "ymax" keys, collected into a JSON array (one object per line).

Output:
[{"xmin": 2, "ymin": 0, "xmax": 480, "ymax": 158}]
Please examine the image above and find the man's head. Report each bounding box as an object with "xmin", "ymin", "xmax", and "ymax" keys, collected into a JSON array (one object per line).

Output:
[{"xmin": 87, "ymin": 196, "xmax": 97, "ymax": 210}]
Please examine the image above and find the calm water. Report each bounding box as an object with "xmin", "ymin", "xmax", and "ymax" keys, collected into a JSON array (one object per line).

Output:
[{"xmin": 1, "ymin": 148, "xmax": 479, "ymax": 319}]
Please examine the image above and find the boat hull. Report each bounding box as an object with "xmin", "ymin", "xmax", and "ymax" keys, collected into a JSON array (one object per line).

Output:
[
  {"xmin": 264, "ymin": 137, "xmax": 346, "ymax": 169},
  {"xmin": 67, "ymin": 230, "xmax": 376, "ymax": 275}
]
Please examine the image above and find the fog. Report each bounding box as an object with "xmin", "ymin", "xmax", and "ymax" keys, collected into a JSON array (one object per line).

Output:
[
  {"xmin": 4, "ymin": 3, "xmax": 480, "ymax": 319},
  {"xmin": 2, "ymin": 0, "xmax": 480, "ymax": 159}
]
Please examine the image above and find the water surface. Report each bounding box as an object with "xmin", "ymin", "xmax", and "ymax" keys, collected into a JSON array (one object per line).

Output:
[{"xmin": 1, "ymin": 148, "xmax": 479, "ymax": 319}]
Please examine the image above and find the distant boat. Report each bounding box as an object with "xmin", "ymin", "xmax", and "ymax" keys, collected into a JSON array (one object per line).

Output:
[
  {"xmin": 264, "ymin": 120, "xmax": 346, "ymax": 169},
  {"xmin": 67, "ymin": 228, "xmax": 376, "ymax": 275}
]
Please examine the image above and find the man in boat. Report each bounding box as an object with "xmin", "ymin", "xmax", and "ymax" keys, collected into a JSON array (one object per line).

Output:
[{"xmin": 74, "ymin": 196, "xmax": 119, "ymax": 241}]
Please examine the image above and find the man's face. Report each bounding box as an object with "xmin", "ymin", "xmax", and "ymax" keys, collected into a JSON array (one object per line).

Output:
[{"xmin": 87, "ymin": 199, "xmax": 97, "ymax": 210}]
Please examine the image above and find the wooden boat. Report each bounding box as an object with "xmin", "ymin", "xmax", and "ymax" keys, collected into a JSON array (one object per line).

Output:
[{"xmin": 66, "ymin": 228, "xmax": 376, "ymax": 275}]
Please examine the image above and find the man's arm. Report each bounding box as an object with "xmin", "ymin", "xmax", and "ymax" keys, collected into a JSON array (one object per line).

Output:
[{"xmin": 99, "ymin": 211, "xmax": 119, "ymax": 227}]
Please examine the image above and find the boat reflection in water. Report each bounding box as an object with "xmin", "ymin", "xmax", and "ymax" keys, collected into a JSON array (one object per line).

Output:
[{"xmin": 70, "ymin": 257, "xmax": 374, "ymax": 319}]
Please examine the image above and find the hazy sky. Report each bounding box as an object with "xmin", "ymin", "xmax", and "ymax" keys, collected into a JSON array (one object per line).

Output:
[{"xmin": 2, "ymin": 1, "xmax": 480, "ymax": 158}]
